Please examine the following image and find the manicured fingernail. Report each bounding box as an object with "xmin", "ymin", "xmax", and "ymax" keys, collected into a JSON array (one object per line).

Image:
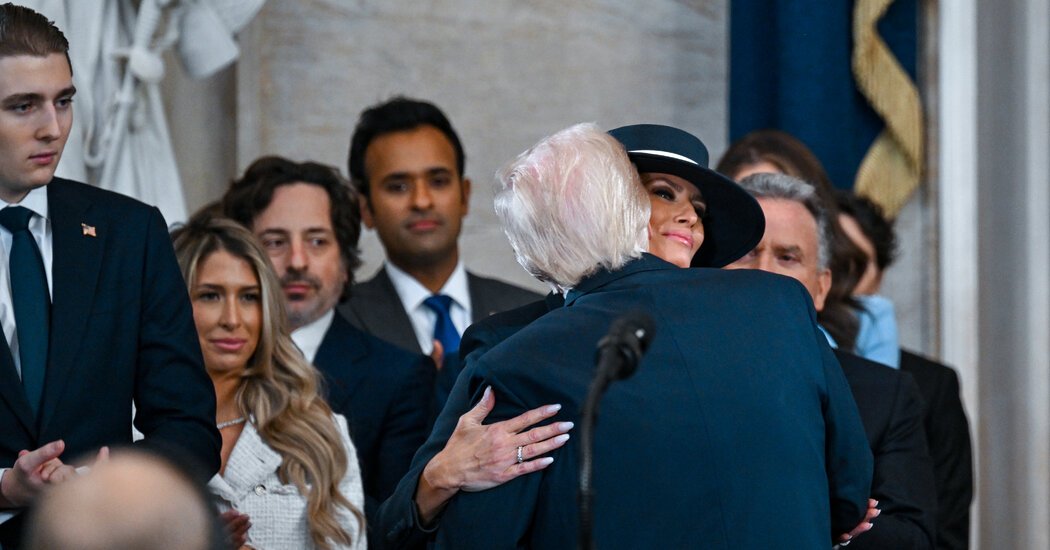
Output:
[
  {"xmin": 554, "ymin": 434, "xmax": 570, "ymax": 444},
  {"xmin": 545, "ymin": 404, "xmax": 562, "ymax": 414},
  {"xmin": 557, "ymin": 422, "xmax": 574, "ymax": 431},
  {"xmin": 538, "ymin": 457, "xmax": 554, "ymax": 465},
  {"xmin": 483, "ymin": 386, "xmax": 492, "ymax": 400}
]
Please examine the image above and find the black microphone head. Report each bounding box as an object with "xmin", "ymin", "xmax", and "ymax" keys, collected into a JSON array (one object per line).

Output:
[
  {"xmin": 610, "ymin": 312, "xmax": 655, "ymax": 353},
  {"xmin": 600, "ymin": 312, "xmax": 655, "ymax": 380}
]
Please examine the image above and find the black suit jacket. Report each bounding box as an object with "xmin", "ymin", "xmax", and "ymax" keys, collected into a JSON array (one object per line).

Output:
[
  {"xmin": 312, "ymin": 312, "xmax": 433, "ymax": 527},
  {"xmin": 0, "ymin": 179, "xmax": 221, "ymax": 546},
  {"xmin": 901, "ymin": 349, "xmax": 973, "ymax": 550},
  {"xmin": 835, "ymin": 350, "xmax": 937, "ymax": 549},
  {"xmin": 428, "ymin": 256, "xmax": 872, "ymax": 548}
]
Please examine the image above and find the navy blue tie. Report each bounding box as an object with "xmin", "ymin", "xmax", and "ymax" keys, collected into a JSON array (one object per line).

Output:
[
  {"xmin": 0, "ymin": 206, "xmax": 49, "ymax": 416},
  {"xmin": 423, "ymin": 294, "xmax": 460, "ymax": 357}
]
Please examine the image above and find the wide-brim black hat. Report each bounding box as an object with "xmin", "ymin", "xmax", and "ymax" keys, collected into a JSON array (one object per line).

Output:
[{"xmin": 609, "ymin": 124, "xmax": 765, "ymax": 268}]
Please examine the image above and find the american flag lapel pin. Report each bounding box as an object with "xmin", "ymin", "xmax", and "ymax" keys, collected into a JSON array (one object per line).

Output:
[{"xmin": 81, "ymin": 223, "xmax": 96, "ymax": 237}]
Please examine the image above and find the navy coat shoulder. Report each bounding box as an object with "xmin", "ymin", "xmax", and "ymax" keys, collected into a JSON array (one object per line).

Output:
[
  {"xmin": 426, "ymin": 255, "xmax": 872, "ymax": 549},
  {"xmin": 835, "ymin": 350, "xmax": 937, "ymax": 549},
  {"xmin": 312, "ymin": 311, "xmax": 433, "ymax": 524},
  {"xmin": 0, "ymin": 179, "xmax": 221, "ymax": 544}
]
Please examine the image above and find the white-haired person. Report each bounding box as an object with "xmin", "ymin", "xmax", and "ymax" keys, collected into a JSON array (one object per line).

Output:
[
  {"xmin": 171, "ymin": 217, "xmax": 365, "ymax": 550},
  {"xmin": 388, "ymin": 123, "xmax": 873, "ymax": 548}
]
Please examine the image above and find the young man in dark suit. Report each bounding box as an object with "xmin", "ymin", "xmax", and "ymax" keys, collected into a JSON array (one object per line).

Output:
[
  {"xmin": 221, "ymin": 156, "xmax": 433, "ymax": 522},
  {"xmin": 341, "ymin": 97, "xmax": 540, "ymax": 399},
  {"xmin": 0, "ymin": 5, "xmax": 220, "ymax": 544},
  {"xmin": 727, "ymin": 172, "xmax": 938, "ymax": 548}
]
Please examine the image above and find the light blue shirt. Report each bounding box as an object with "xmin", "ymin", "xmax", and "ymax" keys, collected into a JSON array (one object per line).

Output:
[{"xmin": 853, "ymin": 294, "xmax": 900, "ymax": 368}]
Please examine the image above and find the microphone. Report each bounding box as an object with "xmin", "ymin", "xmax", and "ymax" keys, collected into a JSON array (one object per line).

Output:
[
  {"xmin": 578, "ymin": 312, "xmax": 655, "ymax": 550},
  {"xmin": 594, "ymin": 313, "xmax": 655, "ymax": 382}
]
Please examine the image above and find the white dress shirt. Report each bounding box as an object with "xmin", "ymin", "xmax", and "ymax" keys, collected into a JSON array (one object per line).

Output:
[
  {"xmin": 385, "ymin": 261, "xmax": 471, "ymax": 354},
  {"xmin": 291, "ymin": 308, "xmax": 335, "ymax": 364},
  {"xmin": 0, "ymin": 185, "xmax": 53, "ymax": 380}
]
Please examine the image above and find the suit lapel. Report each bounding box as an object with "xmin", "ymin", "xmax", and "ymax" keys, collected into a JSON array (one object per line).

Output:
[
  {"xmin": 39, "ymin": 181, "xmax": 104, "ymax": 433},
  {"xmin": 350, "ymin": 268, "xmax": 421, "ymax": 353},
  {"xmin": 466, "ymin": 273, "xmax": 489, "ymax": 322},
  {"xmin": 0, "ymin": 331, "xmax": 36, "ymax": 438},
  {"xmin": 314, "ymin": 314, "xmax": 370, "ymax": 404}
]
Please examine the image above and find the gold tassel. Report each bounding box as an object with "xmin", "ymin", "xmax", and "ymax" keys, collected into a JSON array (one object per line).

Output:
[{"xmin": 851, "ymin": 0, "xmax": 924, "ymax": 218}]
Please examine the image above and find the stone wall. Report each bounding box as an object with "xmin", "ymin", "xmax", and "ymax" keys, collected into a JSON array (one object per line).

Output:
[{"xmin": 234, "ymin": 0, "xmax": 728, "ymax": 291}]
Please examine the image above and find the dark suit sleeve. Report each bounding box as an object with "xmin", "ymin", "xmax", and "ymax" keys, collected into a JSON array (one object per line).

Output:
[
  {"xmin": 928, "ymin": 368, "xmax": 973, "ymax": 550},
  {"xmin": 369, "ymin": 354, "xmax": 434, "ymax": 509},
  {"xmin": 816, "ymin": 320, "xmax": 874, "ymax": 537},
  {"xmin": 432, "ymin": 369, "xmax": 542, "ymax": 549},
  {"xmin": 372, "ymin": 361, "xmax": 478, "ymax": 550},
  {"xmin": 132, "ymin": 207, "xmax": 221, "ymax": 477},
  {"xmin": 849, "ymin": 373, "xmax": 937, "ymax": 550}
]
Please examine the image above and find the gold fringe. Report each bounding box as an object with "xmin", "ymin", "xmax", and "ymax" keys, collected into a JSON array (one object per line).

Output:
[{"xmin": 851, "ymin": 0, "xmax": 924, "ymax": 218}]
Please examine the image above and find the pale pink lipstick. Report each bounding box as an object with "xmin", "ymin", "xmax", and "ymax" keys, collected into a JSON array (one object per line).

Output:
[
  {"xmin": 211, "ymin": 338, "xmax": 247, "ymax": 352},
  {"xmin": 663, "ymin": 230, "xmax": 694, "ymax": 249}
]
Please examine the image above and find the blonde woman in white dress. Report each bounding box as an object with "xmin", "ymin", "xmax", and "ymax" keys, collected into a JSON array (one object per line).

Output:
[{"xmin": 173, "ymin": 216, "xmax": 365, "ymax": 550}]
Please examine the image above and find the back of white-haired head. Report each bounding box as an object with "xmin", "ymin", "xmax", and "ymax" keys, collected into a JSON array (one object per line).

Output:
[{"xmin": 494, "ymin": 123, "xmax": 650, "ymax": 291}]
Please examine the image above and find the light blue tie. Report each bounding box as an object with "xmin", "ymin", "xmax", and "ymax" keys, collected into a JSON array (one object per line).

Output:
[
  {"xmin": 0, "ymin": 206, "xmax": 49, "ymax": 417},
  {"xmin": 423, "ymin": 294, "xmax": 460, "ymax": 356}
]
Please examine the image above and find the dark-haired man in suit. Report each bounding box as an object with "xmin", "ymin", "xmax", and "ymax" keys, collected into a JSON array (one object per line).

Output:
[
  {"xmin": 221, "ymin": 156, "xmax": 433, "ymax": 523},
  {"xmin": 0, "ymin": 5, "xmax": 220, "ymax": 545},
  {"xmin": 341, "ymin": 97, "xmax": 540, "ymax": 405}
]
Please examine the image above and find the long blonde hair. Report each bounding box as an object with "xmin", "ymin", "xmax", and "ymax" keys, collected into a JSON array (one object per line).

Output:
[{"xmin": 172, "ymin": 216, "xmax": 363, "ymax": 549}]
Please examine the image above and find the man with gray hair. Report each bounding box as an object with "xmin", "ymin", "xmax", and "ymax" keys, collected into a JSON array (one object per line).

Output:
[
  {"xmin": 727, "ymin": 172, "xmax": 937, "ymax": 549},
  {"xmin": 430, "ymin": 123, "xmax": 873, "ymax": 548}
]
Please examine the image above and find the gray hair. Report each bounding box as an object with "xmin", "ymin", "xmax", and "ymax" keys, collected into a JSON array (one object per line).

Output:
[
  {"xmin": 494, "ymin": 123, "xmax": 649, "ymax": 291},
  {"xmin": 737, "ymin": 172, "xmax": 830, "ymax": 269}
]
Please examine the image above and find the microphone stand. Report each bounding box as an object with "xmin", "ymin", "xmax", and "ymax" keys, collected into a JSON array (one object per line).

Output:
[{"xmin": 578, "ymin": 315, "xmax": 653, "ymax": 550}]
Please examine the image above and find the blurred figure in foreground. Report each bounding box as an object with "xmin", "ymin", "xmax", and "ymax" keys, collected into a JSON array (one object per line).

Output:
[{"xmin": 25, "ymin": 449, "xmax": 223, "ymax": 550}]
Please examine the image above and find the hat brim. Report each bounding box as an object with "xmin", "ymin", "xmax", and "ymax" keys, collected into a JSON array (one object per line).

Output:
[{"xmin": 630, "ymin": 153, "xmax": 765, "ymax": 267}]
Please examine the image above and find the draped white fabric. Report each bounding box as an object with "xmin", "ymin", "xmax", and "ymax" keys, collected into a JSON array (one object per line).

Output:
[{"xmin": 23, "ymin": 0, "xmax": 264, "ymax": 225}]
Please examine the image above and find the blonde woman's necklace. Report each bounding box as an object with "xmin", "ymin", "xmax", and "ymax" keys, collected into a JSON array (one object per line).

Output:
[{"xmin": 216, "ymin": 417, "xmax": 246, "ymax": 430}]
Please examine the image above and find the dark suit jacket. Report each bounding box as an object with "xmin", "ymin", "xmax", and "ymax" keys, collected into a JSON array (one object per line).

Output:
[
  {"xmin": 422, "ymin": 255, "xmax": 871, "ymax": 548},
  {"xmin": 341, "ymin": 267, "xmax": 542, "ymax": 355},
  {"xmin": 0, "ymin": 179, "xmax": 221, "ymax": 546},
  {"xmin": 835, "ymin": 351, "xmax": 937, "ymax": 549},
  {"xmin": 312, "ymin": 312, "xmax": 434, "ymax": 527},
  {"xmin": 901, "ymin": 350, "xmax": 973, "ymax": 550}
]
